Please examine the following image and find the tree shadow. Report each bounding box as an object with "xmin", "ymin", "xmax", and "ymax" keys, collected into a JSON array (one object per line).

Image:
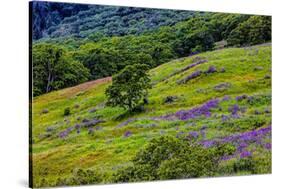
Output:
[{"xmin": 114, "ymin": 105, "xmax": 146, "ymax": 121}]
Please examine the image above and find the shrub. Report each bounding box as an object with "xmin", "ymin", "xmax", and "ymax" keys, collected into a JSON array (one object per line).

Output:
[
  {"xmin": 157, "ymin": 146, "xmax": 219, "ymax": 179},
  {"xmin": 114, "ymin": 136, "xmax": 228, "ymax": 182},
  {"xmin": 218, "ymin": 152, "xmax": 271, "ymax": 175},
  {"xmin": 64, "ymin": 107, "xmax": 71, "ymax": 116},
  {"xmin": 252, "ymin": 152, "xmax": 272, "ymax": 174},
  {"xmin": 113, "ymin": 164, "xmax": 156, "ymax": 182},
  {"xmin": 233, "ymin": 157, "xmax": 254, "ymax": 173},
  {"xmin": 41, "ymin": 109, "xmax": 49, "ymax": 114},
  {"xmin": 63, "ymin": 168, "xmax": 102, "ymax": 185},
  {"xmin": 132, "ymin": 136, "xmax": 183, "ymax": 168},
  {"xmin": 164, "ymin": 96, "xmax": 178, "ymax": 104}
]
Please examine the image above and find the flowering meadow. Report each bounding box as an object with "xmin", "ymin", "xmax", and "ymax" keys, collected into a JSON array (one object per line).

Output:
[{"xmin": 32, "ymin": 44, "xmax": 271, "ymax": 187}]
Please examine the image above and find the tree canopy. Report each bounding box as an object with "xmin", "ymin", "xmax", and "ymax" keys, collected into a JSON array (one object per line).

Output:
[
  {"xmin": 32, "ymin": 8, "xmax": 271, "ymax": 96},
  {"xmin": 32, "ymin": 43, "xmax": 90, "ymax": 96},
  {"xmin": 105, "ymin": 64, "xmax": 151, "ymax": 111}
]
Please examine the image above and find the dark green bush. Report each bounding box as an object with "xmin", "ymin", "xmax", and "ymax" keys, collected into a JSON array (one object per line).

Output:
[
  {"xmin": 60, "ymin": 168, "xmax": 102, "ymax": 186},
  {"xmin": 158, "ymin": 148, "xmax": 218, "ymax": 179},
  {"xmin": 132, "ymin": 136, "xmax": 183, "ymax": 168},
  {"xmin": 64, "ymin": 107, "xmax": 71, "ymax": 116},
  {"xmin": 252, "ymin": 153, "xmax": 272, "ymax": 174},
  {"xmin": 113, "ymin": 136, "xmax": 229, "ymax": 182},
  {"xmin": 164, "ymin": 96, "xmax": 178, "ymax": 104},
  {"xmin": 233, "ymin": 158, "xmax": 254, "ymax": 173},
  {"xmin": 113, "ymin": 164, "xmax": 156, "ymax": 183}
]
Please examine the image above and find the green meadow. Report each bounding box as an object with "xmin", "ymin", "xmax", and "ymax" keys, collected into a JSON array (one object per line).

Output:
[{"xmin": 32, "ymin": 44, "xmax": 271, "ymax": 187}]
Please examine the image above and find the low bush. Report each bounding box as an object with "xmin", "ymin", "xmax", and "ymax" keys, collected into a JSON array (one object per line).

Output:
[
  {"xmin": 113, "ymin": 136, "xmax": 232, "ymax": 182},
  {"xmin": 164, "ymin": 96, "xmax": 178, "ymax": 104},
  {"xmin": 64, "ymin": 107, "xmax": 71, "ymax": 116},
  {"xmin": 57, "ymin": 168, "xmax": 102, "ymax": 186}
]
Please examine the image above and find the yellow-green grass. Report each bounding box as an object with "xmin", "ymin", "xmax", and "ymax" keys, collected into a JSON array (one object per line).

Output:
[{"xmin": 32, "ymin": 44, "xmax": 271, "ymax": 187}]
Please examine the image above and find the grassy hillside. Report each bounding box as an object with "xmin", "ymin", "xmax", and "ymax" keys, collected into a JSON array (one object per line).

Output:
[{"xmin": 31, "ymin": 44, "xmax": 271, "ymax": 187}]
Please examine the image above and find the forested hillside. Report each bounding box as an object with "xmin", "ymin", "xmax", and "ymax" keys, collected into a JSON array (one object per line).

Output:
[
  {"xmin": 32, "ymin": 7, "xmax": 271, "ymax": 96},
  {"xmin": 32, "ymin": 1, "xmax": 195, "ymax": 40}
]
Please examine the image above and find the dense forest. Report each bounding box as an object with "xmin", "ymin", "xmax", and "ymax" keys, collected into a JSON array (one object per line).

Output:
[
  {"xmin": 32, "ymin": 1, "xmax": 195, "ymax": 40},
  {"xmin": 32, "ymin": 3, "xmax": 271, "ymax": 96}
]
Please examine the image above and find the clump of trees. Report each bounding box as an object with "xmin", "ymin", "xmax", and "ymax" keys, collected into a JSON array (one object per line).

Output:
[
  {"xmin": 32, "ymin": 13, "xmax": 271, "ymax": 96},
  {"xmin": 32, "ymin": 43, "xmax": 90, "ymax": 96},
  {"xmin": 105, "ymin": 64, "xmax": 151, "ymax": 111},
  {"xmin": 227, "ymin": 16, "xmax": 271, "ymax": 46},
  {"xmin": 112, "ymin": 136, "xmax": 230, "ymax": 182}
]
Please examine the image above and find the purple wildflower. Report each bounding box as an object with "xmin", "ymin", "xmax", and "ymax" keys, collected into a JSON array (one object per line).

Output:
[
  {"xmin": 240, "ymin": 151, "xmax": 252, "ymax": 158},
  {"xmin": 189, "ymin": 131, "xmax": 199, "ymax": 138},
  {"xmin": 124, "ymin": 131, "xmax": 132, "ymax": 138},
  {"xmin": 175, "ymin": 99, "xmax": 219, "ymax": 121},
  {"xmin": 46, "ymin": 126, "xmax": 55, "ymax": 132},
  {"xmin": 82, "ymin": 118, "xmax": 90, "ymax": 123},
  {"xmin": 265, "ymin": 143, "xmax": 271, "ymax": 150},
  {"xmin": 236, "ymin": 94, "xmax": 248, "ymax": 101},
  {"xmin": 58, "ymin": 126, "xmax": 74, "ymax": 139},
  {"xmin": 228, "ymin": 104, "xmax": 240, "ymax": 115},
  {"xmin": 221, "ymin": 155, "xmax": 235, "ymax": 161},
  {"xmin": 67, "ymin": 126, "xmax": 74, "ymax": 132},
  {"xmin": 82, "ymin": 119, "xmax": 104, "ymax": 127},
  {"xmin": 189, "ymin": 51, "xmax": 199, "ymax": 56},
  {"xmin": 201, "ymin": 140, "xmax": 217, "ymax": 148},
  {"xmin": 88, "ymin": 127, "xmax": 94, "ymax": 135},
  {"xmin": 181, "ymin": 60, "xmax": 208, "ymax": 72},
  {"xmin": 205, "ymin": 66, "xmax": 217, "ymax": 74},
  {"xmin": 214, "ymin": 82, "xmax": 231, "ymax": 92},
  {"xmin": 75, "ymin": 124, "xmax": 81, "ymax": 130},
  {"xmin": 237, "ymin": 142, "xmax": 248, "ymax": 152},
  {"xmin": 222, "ymin": 95, "xmax": 231, "ymax": 101},
  {"xmin": 58, "ymin": 130, "xmax": 69, "ymax": 139},
  {"xmin": 231, "ymin": 114, "xmax": 240, "ymax": 119},
  {"xmin": 221, "ymin": 114, "xmax": 229, "ymax": 122},
  {"xmin": 117, "ymin": 118, "xmax": 136, "ymax": 128},
  {"xmin": 202, "ymin": 125, "xmax": 271, "ymax": 152},
  {"xmin": 177, "ymin": 70, "xmax": 202, "ymax": 84}
]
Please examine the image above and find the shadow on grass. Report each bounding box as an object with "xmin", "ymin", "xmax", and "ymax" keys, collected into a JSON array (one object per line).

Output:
[{"xmin": 114, "ymin": 105, "xmax": 146, "ymax": 121}]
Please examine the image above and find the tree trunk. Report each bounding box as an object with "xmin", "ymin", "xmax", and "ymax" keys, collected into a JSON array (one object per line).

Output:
[
  {"xmin": 46, "ymin": 60, "xmax": 53, "ymax": 93},
  {"xmin": 46, "ymin": 71, "xmax": 51, "ymax": 93}
]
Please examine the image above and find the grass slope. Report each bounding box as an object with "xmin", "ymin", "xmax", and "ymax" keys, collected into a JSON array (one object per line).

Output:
[{"xmin": 32, "ymin": 44, "xmax": 271, "ymax": 187}]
